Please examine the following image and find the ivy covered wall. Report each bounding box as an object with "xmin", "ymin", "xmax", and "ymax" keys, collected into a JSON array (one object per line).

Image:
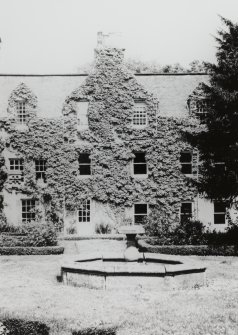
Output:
[{"xmin": 0, "ymin": 47, "xmax": 200, "ymax": 233}]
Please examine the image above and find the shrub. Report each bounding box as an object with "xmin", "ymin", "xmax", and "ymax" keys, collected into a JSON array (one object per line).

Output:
[
  {"xmin": 143, "ymin": 208, "xmax": 206, "ymax": 245},
  {"xmin": 2, "ymin": 318, "xmax": 49, "ymax": 335},
  {"xmin": 72, "ymin": 327, "xmax": 117, "ymax": 335},
  {"xmin": 0, "ymin": 246, "xmax": 64, "ymax": 255},
  {"xmin": 143, "ymin": 208, "xmax": 173, "ymax": 243},
  {"xmin": 95, "ymin": 222, "xmax": 112, "ymax": 234},
  {"xmin": 138, "ymin": 239, "xmax": 238, "ymax": 256},
  {"xmin": 22, "ymin": 221, "xmax": 57, "ymax": 247}
]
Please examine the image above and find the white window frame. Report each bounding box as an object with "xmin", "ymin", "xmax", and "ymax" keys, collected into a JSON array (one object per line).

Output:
[
  {"xmin": 78, "ymin": 153, "xmax": 91, "ymax": 176},
  {"xmin": 180, "ymin": 202, "xmax": 194, "ymax": 222},
  {"xmin": 22, "ymin": 199, "xmax": 36, "ymax": 223},
  {"xmin": 133, "ymin": 152, "xmax": 147, "ymax": 177},
  {"xmin": 132, "ymin": 102, "xmax": 147, "ymax": 128},
  {"xmin": 180, "ymin": 151, "xmax": 192, "ymax": 175},
  {"xmin": 214, "ymin": 201, "xmax": 226, "ymax": 225},
  {"xmin": 35, "ymin": 159, "xmax": 47, "ymax": 182},
  {"xmin": 16, "ymin": 101, "xmax": 27, "ymax": 124},
  {"xmin": 134, "ymin": 203, "xmax": 148, "ymax": 224},
  {"xmin": 78, "ymin": 200, "xmax": 91, "ymax": 223},
  {"xmin": 9, "ymin": 158, "xmax": 24, "ymax": 172}
]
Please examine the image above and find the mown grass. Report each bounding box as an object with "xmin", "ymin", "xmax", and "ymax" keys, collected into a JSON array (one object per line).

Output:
[{"xmin": 0, "ymin": 254, "xmax": 238, "ymax": 335}]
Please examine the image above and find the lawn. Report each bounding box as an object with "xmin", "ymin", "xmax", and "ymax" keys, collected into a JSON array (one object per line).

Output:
[{"xmin": 0, "ymin": 254, "xmax": 238, "ymax": 335}]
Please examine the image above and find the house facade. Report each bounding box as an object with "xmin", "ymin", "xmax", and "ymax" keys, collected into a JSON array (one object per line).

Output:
[{"xmin": 0, "ymin": 46, "xmax": 235, "ymax": 234}]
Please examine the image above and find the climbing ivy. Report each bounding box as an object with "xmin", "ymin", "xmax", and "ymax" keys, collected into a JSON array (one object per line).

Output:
[{"xmin": 0, "ymin": 48, "xmax": 200, "ymax": 230}]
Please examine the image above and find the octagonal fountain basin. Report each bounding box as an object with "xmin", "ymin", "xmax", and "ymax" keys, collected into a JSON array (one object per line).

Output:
[{"xmin": 61, "ymin": 252, "xmax": 207, "ymax": 290}]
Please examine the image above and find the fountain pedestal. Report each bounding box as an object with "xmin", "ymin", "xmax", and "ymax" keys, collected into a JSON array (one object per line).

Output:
[{"xmin": 118, "ymin": 225, "xmax": 145, "ymax": 261}]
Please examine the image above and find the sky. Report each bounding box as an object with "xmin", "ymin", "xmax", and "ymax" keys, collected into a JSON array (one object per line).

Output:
[{"xmin": 0, "ymin": 0, "xmax": 238, "ymax": 74}]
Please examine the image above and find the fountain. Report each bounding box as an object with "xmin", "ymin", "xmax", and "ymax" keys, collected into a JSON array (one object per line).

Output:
[{"xmin": 60, "ymin": 225, "xmax": 206, "ymax": 290}]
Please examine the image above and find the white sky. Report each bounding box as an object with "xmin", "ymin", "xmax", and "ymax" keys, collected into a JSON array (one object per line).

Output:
[{"xmin": 0, "ymin": 0, "xmax": 237, "ymax": 73}]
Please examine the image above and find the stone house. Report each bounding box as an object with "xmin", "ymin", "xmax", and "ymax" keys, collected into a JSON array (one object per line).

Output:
[{"xmin": 0, "ymin": 45, "xmax": 235, "ymax": 235}]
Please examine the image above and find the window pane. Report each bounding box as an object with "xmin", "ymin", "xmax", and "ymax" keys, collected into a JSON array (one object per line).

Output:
[
  {"xmin": 180, "ymin": 152, "xmax": 192, "ymax": 163},
  {"xmin": 134, "ymin": 164, "xmax": 147, "ymax": 175},
  {"xmin": 134, "ymin": 204, "xmax": 147, "ymax": 214},
  {"xmin": 214, "ymin": 214, "xmax": 225, "ymax": 224},
  {"xmin": 79, "ymin": 165, "xmax": 91, "ymax": 175},
  {"xmin": 181, "ymin": 164, "xmax": 192, "ymax": 174},
  {"xmin": 181, "ymin": 203, "xmax": 192, "ymax": 214},
  {"xmin": 134, "ymin": 153, "xmax": 146, "ymax": 163},
  {"xmin": 214, "ymin": 202, "xmax": 226, "ymax": 213},
  {"xmin": 79, "ymin": 154, "xmax": 91, "ymax": 164}
]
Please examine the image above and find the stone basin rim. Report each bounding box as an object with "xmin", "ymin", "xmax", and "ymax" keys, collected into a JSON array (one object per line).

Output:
[{"xmin": 61, "ymin": 252, "xmax": 206, "ymax": 277}]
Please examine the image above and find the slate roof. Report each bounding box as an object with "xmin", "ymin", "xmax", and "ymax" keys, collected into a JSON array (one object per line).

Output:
[{"xmin": 0, "ymin": 73, "xmax": 209, "ymax": 119}]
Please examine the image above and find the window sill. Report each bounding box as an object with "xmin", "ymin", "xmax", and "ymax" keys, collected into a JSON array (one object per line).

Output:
[{"xmin": 133, "ymin": 174, "xmax": 148, "ymax": 179}]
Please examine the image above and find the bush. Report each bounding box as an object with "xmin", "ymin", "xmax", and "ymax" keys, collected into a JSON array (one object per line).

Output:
[
  {"xmin": 22, "ymin": 221, "xmax": 57, "ymax": 247},
  {"xmin": 142, "ymin": 209, "xmax": 173, "ymax": 244},
  {"xmin": 138, "ymin": 239, "xmax": 238, "ymax": 256},
  {"xmin": 143, "ymin": 208, "xmax": 206, "ymax": 245},
  {"xmin": 72, "ymin": 327, "xmax": 117, "ymax": 335},
  {"xmin": 0, "ymin": 246, "xmax": 64, "ymax": 255},
  {"xmin": 95, "ymin": 222, "xmax": 112, "ymax": 234},
  {"xmin": 1, "ymin": 318, "xmax": 49, "ymax": 335}
]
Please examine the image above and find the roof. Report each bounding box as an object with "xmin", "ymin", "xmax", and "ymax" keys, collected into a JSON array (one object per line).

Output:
[{"xmin": 0, "ymin": 73, "xmax": 209, "ymax": 118}]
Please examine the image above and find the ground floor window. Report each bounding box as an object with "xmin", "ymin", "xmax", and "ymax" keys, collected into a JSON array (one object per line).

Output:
[
  {"xmin": 78, "ymin": 200, "xmax": 91, "ymax": 222},
  {"xmin": 22, "ymin": 199, "xmax": 36, "ymax": 223},
  {"xmin": 214, "ymin": 201, "xmax": 226, "ymax": 224},
  {"xmin": 180, "ymin": 202, "xmax": 193, "ymax": 222},
  {"xmin": 134, "ymin": 203, "xmax": 147, "ymax": 224}
]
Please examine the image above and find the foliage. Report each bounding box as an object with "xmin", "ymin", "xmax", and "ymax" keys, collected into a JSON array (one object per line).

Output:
[
  {"xmin": 143, "ymin": 208, "xmax": 206, "ymax": 245},
  {"xmin": 186, "ymin": 17, "xmax": 238, "ymax": 203},
  {"xmin": 77, "ymin": 59, "xmax": 208, "ymax": 74},
  {"xmin": 0, "ymin": 246, "xmax": 64, "ymax": 255},
  {"xmin": 138, "ymin": 239, "xmax": 238, "ymax": 256},
  {"xmin": 22, "ymin": 221, "xmax": 58, "ymax": 247},
  {"xmin": 95, "ymin": 221, "xmax": 112, "ymax": 234},
  {"xmin": 0, "ymin": 48, "xmax": 198, "ymax": 233},
  {"xmin": 1, "ymin": 318, "xmax": 49, "ymax": 335},
  {"xmin": 72, "ymin": 327, "xmax": 117, "ymax": 335}
]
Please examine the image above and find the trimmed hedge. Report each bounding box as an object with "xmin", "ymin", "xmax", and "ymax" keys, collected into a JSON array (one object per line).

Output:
[
  {"xmin": 61, "ymin": 234, "xmax": 125, "ymax": 241},
  {"xmin": 1, "ymin": 318, "xmax": 49, "ymax": 335},
  {"xmin": 72, "ymin": 327, "xmax": 117, "ymax": 335},
  {"xmin": 0, "ymin": 246, "xmax": 64, "ymax": 255},
  {"xmin": 138, "ymin": 239, "xmax": 238, "ymax": 256}
]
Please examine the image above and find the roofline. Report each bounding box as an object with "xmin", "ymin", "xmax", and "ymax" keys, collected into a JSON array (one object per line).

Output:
[{"xmin": 0, "ymin": 72, "xmax": 209, "ymax": 77}]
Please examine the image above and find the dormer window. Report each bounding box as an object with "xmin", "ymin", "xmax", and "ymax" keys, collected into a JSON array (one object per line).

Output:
[
  {"xmin": 132, "ymin": 102, "xmax": 147, "ymax": 127},
  {"xmin": 75, "ymin": 101, "xmax": 89, "ymax": 130},
  {"xmin": 16, "ymin": 101, "xmax": 27, "ymax": 124}
]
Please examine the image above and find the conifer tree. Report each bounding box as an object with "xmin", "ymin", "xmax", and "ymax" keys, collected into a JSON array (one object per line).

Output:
[{"xmin": 187, "ymin": 17, "xmax": 238, "ymax": 203}]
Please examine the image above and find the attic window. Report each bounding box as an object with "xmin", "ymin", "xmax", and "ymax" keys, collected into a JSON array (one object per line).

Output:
[
  {"xmin": 16, "ymin": 102, "xmax": 27, "ymax": 124},
  {"xmin": 132, "ymin": 102, "xmax": 147, "ymax": 127},
  {"xmin": 75, "ymin": 101, "xmax": 89, "ymax": 129}
]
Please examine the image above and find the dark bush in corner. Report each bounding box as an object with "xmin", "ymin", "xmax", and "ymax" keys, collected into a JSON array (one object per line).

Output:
[
  {"xmin": 72, "ymin": 327, "xmax": 117, "ymax": 335},
  {"xmin": 0, "ymin": 246, "xmax": 64, "ymax": 255},
  {"xmin": 2, "ymin": 318, "xmax": 49, "ymax": 335}
]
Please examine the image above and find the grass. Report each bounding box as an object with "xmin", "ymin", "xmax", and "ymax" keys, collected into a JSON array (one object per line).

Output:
[{"xmin": 0, "ymin": 254, "xmax": 238, "ymax": 335}]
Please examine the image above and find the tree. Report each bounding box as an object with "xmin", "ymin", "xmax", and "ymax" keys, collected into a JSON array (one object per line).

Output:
[{"xmin": 186, "ymin": 17, "xmax": 238, "ymax": 203}]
